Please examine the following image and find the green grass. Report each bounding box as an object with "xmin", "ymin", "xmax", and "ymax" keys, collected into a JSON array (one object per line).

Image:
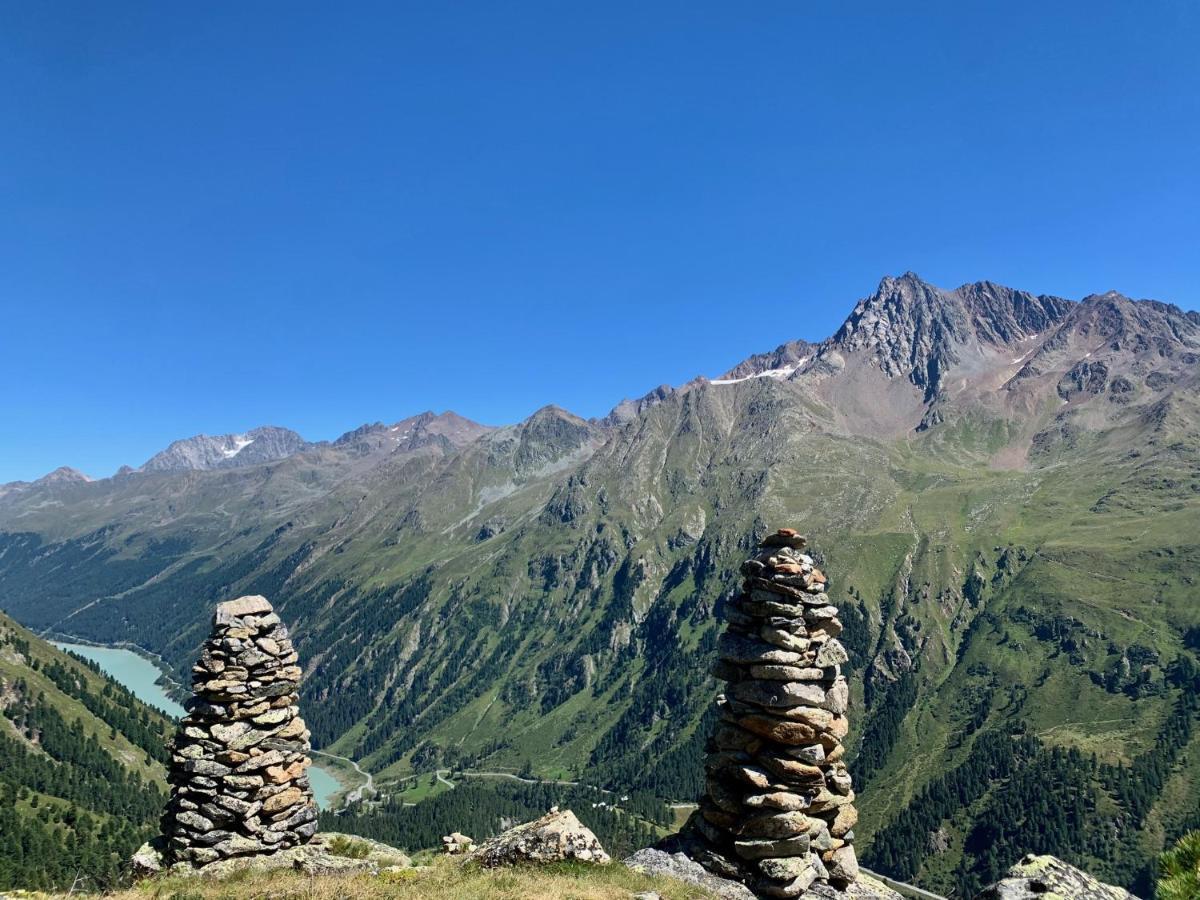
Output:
[{"xmin": 42, "ymin": 855, "xmax": 722, "ymax": 899}]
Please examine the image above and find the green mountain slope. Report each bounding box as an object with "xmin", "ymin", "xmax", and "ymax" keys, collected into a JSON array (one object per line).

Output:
[
  {"xmin": 0, "ymin": 612, "xmax": 172, "ymax": 891},
  {"xmin": 1, "ymin": 273, "xmax": 1198, "ymax": 893}
]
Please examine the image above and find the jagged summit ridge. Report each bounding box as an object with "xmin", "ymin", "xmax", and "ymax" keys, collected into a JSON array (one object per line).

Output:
[
  {"xmin": 331, "ymin": 411, "xmax": 492, "ymax": 455},
  {"xmin": 826, "ymin": 273, "xmax": 1073, "ymax": 400},
  {"xmin": 716, "ymin": 339, "xmax": 818, "ymax": 383},
  {"xmin": 141, "ymin": 426, "xmax": 309, "ymax": 472}
]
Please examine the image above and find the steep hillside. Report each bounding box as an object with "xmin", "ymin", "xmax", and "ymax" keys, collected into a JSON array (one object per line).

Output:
[
  {"xmin": 0, "ymin": 274, "xmax": 1197, "ymax": 894},
  {"xmin": 0, "ymin": 612, "xmax": 172, "ymax": 891}
]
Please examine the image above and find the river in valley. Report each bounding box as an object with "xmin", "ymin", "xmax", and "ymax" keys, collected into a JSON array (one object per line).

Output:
[{"xmin": 54, "ymin": 641, "xmax": 340, "ymax": 809}]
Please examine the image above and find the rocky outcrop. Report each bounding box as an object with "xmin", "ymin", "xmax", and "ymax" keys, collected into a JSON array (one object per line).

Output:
[
  {"xmin": 972, "ymin": 854, "xmax": 1139, "ymax": 900},
  {"xmin": 163, "ymin": 594, "xmax": 317, "ymax": 867},
  {"xmin": 626, "ymin": 847, "xmax": 757, "ymax": 899},
  {"xmin": 468, "ymin": 807, "xmax": 610, "ymax": 867},
  {"xmin": 626, "ymin": 847, "xmax": 903, "ymax": 900},
  {"xmin": 685, "ymin": 528, "xmax": 860, "ymax": 898},
  {"xmin": 133, "ymin": 831, "xmax": 409, "ymax": 879}
]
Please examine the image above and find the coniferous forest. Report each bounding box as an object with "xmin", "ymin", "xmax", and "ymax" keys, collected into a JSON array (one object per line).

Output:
[
  {"xmin": 321, "ymin": 780, "xmax": 666, "ymax": 861},
  {"xmin": 865, "ymin": 653, "xmax": 1200, "ymax": 898},
  {"xmin": 0, "ymin": 619, "xmax": 170, "ymax": 892}
]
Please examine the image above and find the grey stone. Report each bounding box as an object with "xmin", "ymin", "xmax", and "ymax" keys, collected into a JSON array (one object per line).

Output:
[
  {"xmin": 971, "ymin": 854, "xmax": 1138, "ymax": 900},
  {"xmin": 624, "ymin": 848, "xmax": 756, "ymax": 900},
  {"xmin": 468, "ymin": 808, "xmax": 611, "ymax": 867},
  {"xmin": 813, "ymin": 640, "xmax": 849, "ymax": 668},
  {"xmin": 734, "ymin": 835, "xmax": 812, "ymax": 860}
]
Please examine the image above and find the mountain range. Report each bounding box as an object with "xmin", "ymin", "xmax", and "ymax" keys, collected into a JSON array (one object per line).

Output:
[{"xmin": 1, "ymin": 272, "xmax": 1198, "ymax": 896}]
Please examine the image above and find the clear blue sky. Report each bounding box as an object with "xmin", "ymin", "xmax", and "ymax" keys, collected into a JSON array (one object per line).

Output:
[{"xmin": 2, "ymin": 2, "xmax": 1198, "ymax": 482}]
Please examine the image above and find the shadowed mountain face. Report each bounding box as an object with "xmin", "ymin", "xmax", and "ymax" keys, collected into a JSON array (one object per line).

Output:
[{"xmin": 1, "ymin": 274, "xmax": 1198, "ymax": 895}]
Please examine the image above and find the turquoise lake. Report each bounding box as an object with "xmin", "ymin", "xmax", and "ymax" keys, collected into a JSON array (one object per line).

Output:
[{"xmin": 54, "ymin": 641, "xmax": 339, "ymax": 809}]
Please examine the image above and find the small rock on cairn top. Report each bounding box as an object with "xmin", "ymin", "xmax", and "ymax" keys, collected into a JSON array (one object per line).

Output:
[
  {"xmin": 692, "ymin": 528, "xmax": 859, "ymax": 899},
  {"xmin": 165, "ymin": 594, "xmax": 317, "ymax": 866}
]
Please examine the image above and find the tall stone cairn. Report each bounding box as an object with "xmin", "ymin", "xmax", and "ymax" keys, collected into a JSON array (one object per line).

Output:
[
  {"xmin": 164, "ymin": 594, "xmax": 318, "ymax": 866},
  {"xmin": 694, "ymin": 528, "xmax": 859, "ymax": 898}
]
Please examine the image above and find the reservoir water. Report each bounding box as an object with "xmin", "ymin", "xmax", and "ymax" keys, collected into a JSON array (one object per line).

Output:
[{"xmin": 54, "ymin": 641, "xmax": 339, "ymax": 809}]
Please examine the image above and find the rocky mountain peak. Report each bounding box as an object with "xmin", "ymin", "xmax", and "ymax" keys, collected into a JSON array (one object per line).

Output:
[
  {"xmin": 140, "ymin": 426, "xmax": 309, "ymax": 472},
  {"xmin": 333, "ymin": 411, "xmax": 491, "ymax": 456},
  {"xmin": 829, "ymin": 273, "xmax": 1073, "ymax": 400},
  {"xmin": 1068, "ymin": 291, "xmax": 1200, "ymax": 353},
  {"xmin": 715, "ymin": 339, "xmax": 817, "ymax": 382},
  {"xmin": 505, "ymin": 405, "xmax": 600, "ymax": 477},
  {"xmin": 599, "ymin": 384, "xmax": 675, "ymax": 427},
  {"xmin": 34, "ymin": 466, "xmax": 92, "ymax": 486},
  {"xmin": 413, "ymin": 410, "xmax": 493, "ymax": 445}
]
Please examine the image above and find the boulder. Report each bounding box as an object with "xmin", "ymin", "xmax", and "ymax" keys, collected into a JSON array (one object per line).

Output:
[
  {"xmin": 468, "ymin": 807, "xmax": 611, "ymax": 867},
  {"xmin": 971, "ymin": 854, "xmax": 1139, "ymax": 900},
  {"xmin": 130, "ymin": 838, "xmax": 166, "ymax": 878},
  {"xmin": 624, "ymin": 847, "xmax": 756, "ymax": 900},
  {"xmin": 442, "ymin": 831, "xmax": 475, "ymax": 854},
  {"xmin": 799, "ymin": 872, "xmax": 903, "ymax": 898}
]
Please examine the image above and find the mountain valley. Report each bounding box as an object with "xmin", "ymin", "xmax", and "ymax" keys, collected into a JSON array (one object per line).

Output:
[{"xmin": 2, "ymin": 273, "xmax": 1198, "ymax": 896}]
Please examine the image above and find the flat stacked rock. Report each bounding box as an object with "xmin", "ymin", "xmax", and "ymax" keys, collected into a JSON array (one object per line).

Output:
[
  {"xmin": 692, "ymin": 528, "xmax": 859, "ymax": 899},
  {"xmin": 164, "ymin": 594, "xmax": 318, "ymax": 866}
]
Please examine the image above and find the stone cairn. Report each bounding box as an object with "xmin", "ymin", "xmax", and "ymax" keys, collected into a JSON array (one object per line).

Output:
[
  {"xmin": 164, "ymin": 594, "xmax": 318, "ymax": 866},
  {"xmin": 692, "ymin": 528, "xmax": 859, "ymax": 898}
]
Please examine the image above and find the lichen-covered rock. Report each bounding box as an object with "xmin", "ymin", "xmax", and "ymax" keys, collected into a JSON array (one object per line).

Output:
[
  {"xmin": 799, "ymin": 873, "xmax": 903, "ymax": 899},
  {"xmin": 468, "ymin": 807, "xmax": 610, "ymax": 867},
  {"xmin": 972, "ymin": 854, "xmax": 1139, "ymax": 900},
  {"xmin": 130, "ymin": 837, "xmax": 166, "ymax": 877},
  {"xmin": 624, "ymin": 848, "xmax": 757, "ymax": 900}
]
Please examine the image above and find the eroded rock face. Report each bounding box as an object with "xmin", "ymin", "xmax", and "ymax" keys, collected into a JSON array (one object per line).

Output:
[
  {"xmin": 468, "ymin": 807, "xmax": 610, "ymax": 867},
  {"xmin": 163, "ymin": 595, "xmax": 317, "ymax": 866},
  {"xmin": 688, "ymin": 528, "xmax": 862, "ymax": 899},
  {"xmin": 972, "ymin": 854, "xmax": 1139, "ymax": 900}
]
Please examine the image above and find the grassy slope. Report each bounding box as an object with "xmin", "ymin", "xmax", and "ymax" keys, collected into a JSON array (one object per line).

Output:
[
  {"xmin": 0, "ymin": 611, "xmax": 169, "ymax": 786},
  {"xmin": 0, "ymin": 377, "xmax": 1197, "ymax": 893}
]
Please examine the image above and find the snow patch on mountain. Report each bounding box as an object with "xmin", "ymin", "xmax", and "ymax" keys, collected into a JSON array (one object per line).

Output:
[
  {"xmin": 710, "ymin": 360, "xmax": 807, "ymax": 385},
  {"xmin": 221, "ymin": 437, "xmax": 255, "ymax": 458}
]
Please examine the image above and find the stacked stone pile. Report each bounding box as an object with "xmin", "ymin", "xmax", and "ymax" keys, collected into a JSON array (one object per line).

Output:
[
  {"xmin": 164, "ymin": 594, "xmax": 318, "ymax": 866},
  {"xmin": 692, "ymin": 528, "xmax": 859, "ymax": 899}
]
